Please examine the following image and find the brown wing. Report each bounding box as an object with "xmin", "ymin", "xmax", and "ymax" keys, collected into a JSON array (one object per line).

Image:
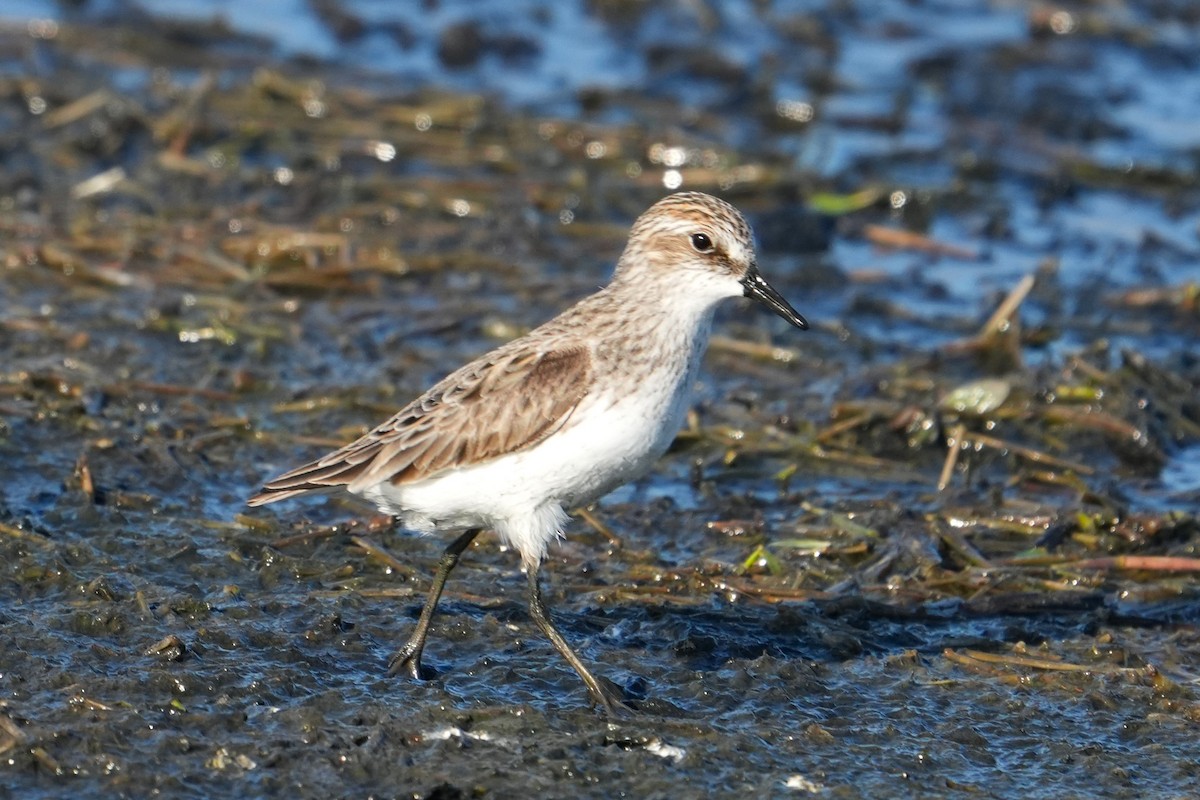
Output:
[{"xmin": 247, "ymin": 344, "xmax": 592, "ymax": 506}]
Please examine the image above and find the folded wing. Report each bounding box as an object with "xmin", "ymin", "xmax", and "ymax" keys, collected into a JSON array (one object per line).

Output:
[{"xmin": 247, "ymin": 345, "xmax": 592, "ymax": 506}]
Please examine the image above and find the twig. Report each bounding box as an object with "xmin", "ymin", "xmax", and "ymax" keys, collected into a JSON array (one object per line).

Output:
[
  {"xmin": 862, "ymin": 224, "xmax": 980, "ymax": 260},
  {"xmin": 1062, "ymin": 555, "xmax": 1200, "ymax": 573},
  {"xmin": 980, "ymin": 273, "xmax": 1036, "ymax": 338},
  {"xmin": 573, "ymin": 506, "xmax": 623, "ymax": 549},
  {"xmin": 938, "ymin": 423, "xmax": 965, "ymax": 490},
  {"xmin": 350, "ymin": 535, "xmax": 417, "ymax": 577},
  {"xmin": 964, "ymin": 431, "xmax": 1094, "ymax": 475},
  {"xmin": 945, "ymin": 648, "xmax": 1147, "ymax": 674}
]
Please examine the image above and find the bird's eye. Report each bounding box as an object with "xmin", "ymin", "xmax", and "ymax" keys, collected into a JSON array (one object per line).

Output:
[{"xmin": 690, "ymin": 232, "xmax": 714, "ymax": 253}]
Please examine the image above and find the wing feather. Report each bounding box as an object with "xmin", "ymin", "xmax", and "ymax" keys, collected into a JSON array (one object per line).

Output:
[{"xmin": 247, "ymin": 344, "xmax": 592, "ymax": 506}]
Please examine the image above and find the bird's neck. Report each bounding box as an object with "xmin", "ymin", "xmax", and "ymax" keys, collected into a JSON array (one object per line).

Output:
[
  {"xmin": 575, "ymin": 277, "xmax": 718, "ymax": 381},
  {"xmin": 601, "ymin": 271, "xmax": 725, "ymax": 335}
]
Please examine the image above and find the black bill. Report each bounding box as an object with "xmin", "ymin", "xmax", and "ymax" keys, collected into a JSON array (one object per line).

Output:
[{"xmin": 741, "ymin": 267, "xmax": 808, "ymax": 329}]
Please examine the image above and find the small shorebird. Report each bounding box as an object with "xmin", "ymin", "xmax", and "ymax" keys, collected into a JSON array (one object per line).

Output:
[{"xmin": 248, "ymin": 192, "xmax": 807, "ymax": 713}]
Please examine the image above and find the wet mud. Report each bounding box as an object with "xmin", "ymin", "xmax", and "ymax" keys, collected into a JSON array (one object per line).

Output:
[{"xmin": 1, "ymin": 2, "xmax": 1198, "ymax": 798}]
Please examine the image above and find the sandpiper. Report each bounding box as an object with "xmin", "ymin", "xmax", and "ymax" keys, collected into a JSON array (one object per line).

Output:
[{"xmin": 248, "ymin": 192, "xmax": 807, "ymax": 713}]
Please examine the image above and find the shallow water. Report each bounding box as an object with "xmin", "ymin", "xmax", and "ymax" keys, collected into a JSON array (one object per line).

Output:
[{"xmin": 2, "ymin": 1, "xmax": 1199, "ymax": 798}]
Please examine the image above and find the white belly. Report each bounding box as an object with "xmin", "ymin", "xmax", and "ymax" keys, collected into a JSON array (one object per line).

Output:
[{"xmin": 359, "ymin": 364, "xmax": 696, "ymax": 566}]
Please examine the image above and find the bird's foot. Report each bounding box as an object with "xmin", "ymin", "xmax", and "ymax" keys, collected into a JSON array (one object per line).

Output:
[
  {"xmin": 589, "ymin": 676, "xmax": 637, "ymax": 719},
  {"xmin": 386, "ymin": 641, "xmax": 431, "ymax": 680}
]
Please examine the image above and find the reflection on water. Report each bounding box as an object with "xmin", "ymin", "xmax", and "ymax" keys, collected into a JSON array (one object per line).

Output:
[{"xmin": 1162, "ymin": 443, "xmax": 1200, "ymax": 496}]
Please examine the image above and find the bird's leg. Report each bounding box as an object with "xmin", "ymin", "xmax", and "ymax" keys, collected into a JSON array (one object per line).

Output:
[
  {"xmin": 387, "ymin": 527, "xmax": 481, "ymax": 680},
  {"xmin": 525, "ymin": 561, "xmax": 630, "ymax": 716}
]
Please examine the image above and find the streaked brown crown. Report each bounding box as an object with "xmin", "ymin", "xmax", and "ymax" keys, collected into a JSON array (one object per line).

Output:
[{"xmin": 614, "ymin": 192, "xmax": 756, "ymax": 282}]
